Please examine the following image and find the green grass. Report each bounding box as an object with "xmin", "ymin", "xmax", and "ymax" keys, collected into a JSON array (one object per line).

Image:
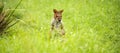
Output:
[{"xmin": 0, "ymin": 0, "xmax": 120, "ymax": 53}]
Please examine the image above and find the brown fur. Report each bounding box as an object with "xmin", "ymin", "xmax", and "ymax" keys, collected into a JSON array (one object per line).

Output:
[{"xmin": 50, "ymin": 9, "xmax": 65, "ymax": 38}]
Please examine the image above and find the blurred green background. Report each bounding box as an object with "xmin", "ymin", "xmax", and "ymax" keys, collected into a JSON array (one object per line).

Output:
[{"xmin": 0, "ymin": 0, "xmax": 120, "ymax": 53}]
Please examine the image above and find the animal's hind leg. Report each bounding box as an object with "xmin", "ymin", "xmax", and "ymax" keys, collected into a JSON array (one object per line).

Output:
[{"xmin": 60, "ymin": 24, "xmax": 65, "ymax": 35}]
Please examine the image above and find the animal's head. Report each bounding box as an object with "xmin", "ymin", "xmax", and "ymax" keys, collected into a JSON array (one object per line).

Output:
[{"xmin": 53, "ymin": 9, "xmax": 63, "ymax": 22}]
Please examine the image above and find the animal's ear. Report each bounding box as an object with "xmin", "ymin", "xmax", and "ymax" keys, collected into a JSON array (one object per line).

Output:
[
  {"xmin": 53, "ymin": 9, "xmax": 57, "ymax": 13},
  {"xmin": 60, "ymin": 10, "xmax": 64, "ymax": 13}
]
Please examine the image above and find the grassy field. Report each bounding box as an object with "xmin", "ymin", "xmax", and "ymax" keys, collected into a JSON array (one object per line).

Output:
[{"xmin": 0, "ymin": 0, "xmax": 120, "ymax": 53}]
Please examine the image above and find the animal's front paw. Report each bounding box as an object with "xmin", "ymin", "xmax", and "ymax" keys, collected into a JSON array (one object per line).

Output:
[
  {"xmin": 61, "ymin": 30, "xmax": 65, "ymax": 35},
  {"xmin": 62, "ymin": 32, "xmax": 65, "ymax": 35}
]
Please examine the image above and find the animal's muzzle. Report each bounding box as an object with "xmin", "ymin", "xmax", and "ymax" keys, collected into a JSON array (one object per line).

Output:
[{"xmin": 58, "ymin": 19, "xmax": 61, "ymax": 22}]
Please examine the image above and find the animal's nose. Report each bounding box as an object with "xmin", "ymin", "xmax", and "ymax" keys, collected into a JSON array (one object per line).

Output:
[{"xmin": 58, "ymin": 19, "xmax": 61, "ymax": 22}]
